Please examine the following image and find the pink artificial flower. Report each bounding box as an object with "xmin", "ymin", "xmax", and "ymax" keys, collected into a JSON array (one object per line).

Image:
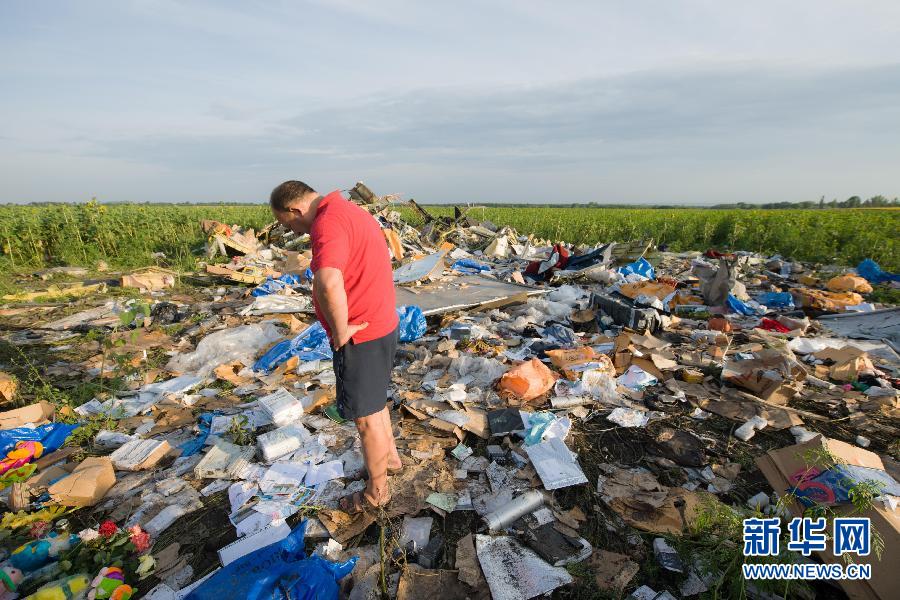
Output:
[
  {"xmin": 29, "ymin": 521, "xmax": 51, "ymax": 539},
  {"xmin": 129, "ymin": 525, "xmax": 151, "ymax": 553}
]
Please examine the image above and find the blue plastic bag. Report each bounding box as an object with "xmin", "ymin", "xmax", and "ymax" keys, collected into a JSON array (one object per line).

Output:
[
  {"xmin": 397, "ymin": 305, "xmax": 426, "ymax": 342},
  {"xmin": 184, "ymin": 520, "xmax": 356, "ymax": 600},
  {"xmin": 726, "ymin": 294, "xmax": 756, "ymax": 316},
  {"xmin": 253, "ymin": 321, "xmax": 332, "ymax": 373},
  {"xmin": 618, "ymin": 257, "xmax": 655, "ymax": 280},
  {"xmin": 0, "ymin": 422, "xmax": 79, "ymax": 455},
  {"xmin": 451, "ymin": 259, "xmax": 490, "ymax": 275},
  {"xmin": 251, "ymin": 273, "xmax": 305, "ymax": 297},
  {"xmin": 755, "ymin": 292, "xmax": 795, "ymax": 309},
  {"xmin": 857, "ymin": 259, "xmax": 900, "ymax": 284},
  {"xmin": 179, "ymin": 412, "xmax": 220, "ymax": 457}
]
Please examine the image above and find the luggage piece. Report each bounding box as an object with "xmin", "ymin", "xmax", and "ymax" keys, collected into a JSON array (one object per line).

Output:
[{"xmin": 591, "ymin": 292, "xmax": 660, "ymax": 332}]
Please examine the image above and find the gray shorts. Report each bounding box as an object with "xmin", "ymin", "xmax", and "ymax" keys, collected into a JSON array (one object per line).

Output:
[{"xmin": 333, "ymin": 328, "xmax": 398, "ymax": 420}]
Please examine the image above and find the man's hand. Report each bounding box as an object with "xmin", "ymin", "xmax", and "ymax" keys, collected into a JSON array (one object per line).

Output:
[{"xmin": 333, "ymin": 322, "xmax": 368, "ymax": 350}]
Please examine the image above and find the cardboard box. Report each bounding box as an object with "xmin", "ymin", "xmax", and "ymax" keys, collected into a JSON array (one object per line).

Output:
[
  {"xmin": 757, "ymin": 436, "xmax": 900, "ymax": 599},
  {"xmin": 281, "ymin": 250, "xmax": 312, "ymax": 274},
  {"xmin": 722, "ymin": 349, "xmax": 805, "ymax": 405},
  {"xmin": 48, "ymin": 457, "xmax": 116, "ymax": 507},
  {"xmin": 0, "ymin": 400, "xmax": 55, "ymax": 430}
]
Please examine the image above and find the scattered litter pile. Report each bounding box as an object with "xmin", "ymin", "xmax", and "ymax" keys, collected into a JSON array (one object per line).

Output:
[{"xmin": 1, "ymin": 184, "xmax": 898, "ymax": 599}]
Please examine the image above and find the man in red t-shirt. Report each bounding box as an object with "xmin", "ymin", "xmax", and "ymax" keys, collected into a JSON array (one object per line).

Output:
[{"xmin": 270, "ymin": 180, "xmax": 400, "ymax": 513}]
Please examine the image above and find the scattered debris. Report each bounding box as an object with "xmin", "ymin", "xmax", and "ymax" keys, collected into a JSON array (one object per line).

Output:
[{"xmin": 1, "ymin": 183, "xmax": 898, "ymax": 599}]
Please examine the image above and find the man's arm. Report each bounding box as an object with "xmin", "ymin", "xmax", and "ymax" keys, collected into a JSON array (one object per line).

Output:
[{"xmin": 313, "ymin": 266, "xmax": 367, "ymax": 349}]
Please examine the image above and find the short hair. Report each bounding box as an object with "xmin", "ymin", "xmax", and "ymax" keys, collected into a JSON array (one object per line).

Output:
[{"xmin": 270, "ymin": 180, "xmax": 316, "ymax": 211}]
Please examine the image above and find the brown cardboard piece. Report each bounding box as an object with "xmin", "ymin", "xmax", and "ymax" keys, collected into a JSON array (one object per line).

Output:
[
  {"xmin": 722, "ymin": 349, "xmax": 805, "ymax": 404},
  {"xmin": 815, "ymin": 346, "xmax": 875, "ymax": 382},
  {"xmin": 121, "ymin": 267, "xmax": 177, "ymax": 291},
  {"xmin": 0, "ymin": 401, "xmax": 55, "ymax": 430},
  {"xmin": 757, "ymin": 436, "xmax": 900, "ymax": 600},
  {"xmin": 26, "ymin": 465, "xmax": 71, "ymax": 494},
  {"xmin": 591, "ymin": 549, "xmax": 640, "ymax": 592},
  {"xmin": 0, "ymin": 372, "xmax": 17, "ymax": 403},
  {"xmin": 48, "ymin": 456, "xmax": 116, "ymax": 507},
  {"xmin": 281, "ymin": 250, "xmax": 312, "ymax": 274}
]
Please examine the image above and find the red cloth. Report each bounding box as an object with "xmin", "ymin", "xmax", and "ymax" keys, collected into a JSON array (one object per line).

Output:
[
  {"xmin": 311, "ymin": 191, "xmax": 398, "ymax": 344},
  {"xmin": 759, "ymin": 318, "xmax": 791, "ymax": 333}
]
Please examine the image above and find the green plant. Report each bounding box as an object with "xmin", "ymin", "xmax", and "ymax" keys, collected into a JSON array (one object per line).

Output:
[
  {"xmin": 65, "ymin": 412, "xmax": 118, "ymax": 450},
  {"xmin": 227, "ymin": 415, "xmax": 255, "ymax": 446}
]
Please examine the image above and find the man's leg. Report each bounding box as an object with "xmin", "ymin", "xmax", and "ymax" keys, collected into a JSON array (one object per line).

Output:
[
  {"xmin": 355, "ymin": 407, "xmax": 393, "ymax": 505},
  {"xmin": 380, "ymin": 407, "xmax": 402, "ymax": 470}
]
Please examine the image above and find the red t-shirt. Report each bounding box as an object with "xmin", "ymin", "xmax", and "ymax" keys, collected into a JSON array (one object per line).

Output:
[{"xmin": 310, "ymin": 190, "xmax": 398, "ymax": 344}]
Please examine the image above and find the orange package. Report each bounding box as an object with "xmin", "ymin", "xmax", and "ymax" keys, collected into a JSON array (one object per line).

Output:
[{"xmin": 498, "ymin": 358, "xmax": 559, "ymax": 401}]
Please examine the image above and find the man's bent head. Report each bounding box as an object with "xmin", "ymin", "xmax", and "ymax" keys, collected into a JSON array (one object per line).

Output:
[{"xmin": 270, "ymin": 180, "xmax": 319, "ymax": 234}]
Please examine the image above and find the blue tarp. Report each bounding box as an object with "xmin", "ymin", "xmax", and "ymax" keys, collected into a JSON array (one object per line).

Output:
[
  {"xmin": 857, "ymin": 259, "xmax": 900, "ymax": 284},
  {"xmin": 253, "ymin": 321, "xmax": 332, "ymax": 374},
  {"xmin": 253, "ymin": 306, "xmax": 426, "ymax": 373},
  {"xmin": 183, "ymin": 520, "xmax": 356, "ymax": 600},
  {"xmin": 0, "ymin": 422, "xmax": 79, "ymax": 455},
  {"xmin": 618, "ymin": 257, "xmax": 655, "ymax": 280}
]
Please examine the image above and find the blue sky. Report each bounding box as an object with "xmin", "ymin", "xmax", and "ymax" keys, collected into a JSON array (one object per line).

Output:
[{"xmin": 1, "ymin": 1, "xmax": 899, "ymax": 204}]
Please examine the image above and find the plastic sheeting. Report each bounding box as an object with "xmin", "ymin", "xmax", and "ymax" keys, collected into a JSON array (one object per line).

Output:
[
  {"xmin": 254, "ymin": 306, "xmax": 426, "ymax": 373},
  {"xmin": 168, "ymin": 323, "xmax": 284, "ymax": 375},
  {"xmin": 857, "ymin": 259, "xmax": 900, "ymax": 284},
  {"xmin": 183, "ymin": 520, "xmax": 356, "ymax": 600},
  {"xmin": 726, "ymin": 294, "xmax": 762, "ymax": 316},
  {"xmin": 252, "ymin": 273, "xmax": 306, "ymax": 297},
  {"xmin": 253, "ymin": 322, "xmax": 331, "ymax": 374},
  {"xmin": 0, "ymin": 422, "xmax": 79, "ymax": 455}
]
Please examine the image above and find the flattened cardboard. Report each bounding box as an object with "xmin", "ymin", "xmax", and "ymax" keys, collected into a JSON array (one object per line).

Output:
[
  {"xmin": 757, "ymin": 436, "xmax": 900, "ymax": 600},
  {"xmin": 0, "ymin": 400, "xmax": 55, "ymax": 430},
  {"xmin": 48, "ymin": 456, "xmax": 116, "ymax": 507}
]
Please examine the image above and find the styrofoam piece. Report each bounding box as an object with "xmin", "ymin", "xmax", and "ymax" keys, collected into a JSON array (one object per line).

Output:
[
  {"xmin": 257, "ymin": 423, "xmax": 311, "ymax": 463},
  {"xmin": 218, "ymin": 519, "xmax": 291, "ymax": 566},
  {"xmin": 734, "ymin": 415, "xmax": 768, "ymax": 441},
  {"xmin": 258, "ymin": 387, "xmax": 304, "ymax": 426}
]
